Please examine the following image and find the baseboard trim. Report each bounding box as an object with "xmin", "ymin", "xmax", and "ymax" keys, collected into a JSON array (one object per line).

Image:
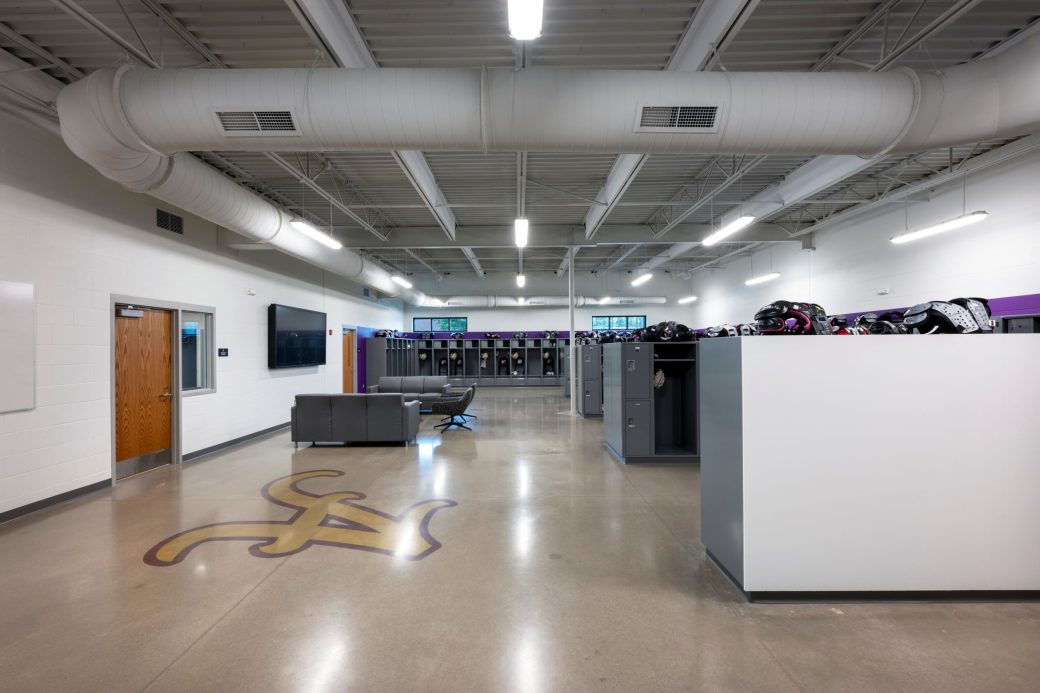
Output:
[
  {"xmin": 182, "ymin": 422, "xmax": 290, "ymax": 463},
  {"xmin": 0, "ymin": 479, "xmax": 111, "ymax": 526}
]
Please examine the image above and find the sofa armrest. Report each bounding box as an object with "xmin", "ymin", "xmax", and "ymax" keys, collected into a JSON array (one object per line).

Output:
[
  {"xmin": 403, "ymin": 400, "xmax": 420, "ymax": 440},
  {"xmin": 366, "ymin": 385, "xmax": 380, "ymax": 393},
  {"xmin": 440, "ymin": 384, "xmax": 452, "ymax": 395}
]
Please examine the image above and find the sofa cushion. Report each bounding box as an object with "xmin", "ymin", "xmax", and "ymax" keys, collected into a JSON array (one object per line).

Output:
[
  {"xmin": 421, "ymin": 376, "xmax": 448, "ymax": 393},
  {"xmin": 293, "ymin": 395, "xmax": 333, "ymax": 442},
  {"xmin": 401, "ymin": 376, "xmax": 424, "ymax": 394},
  {"xmin": 330, "ymin": 394, "xmax": 367, "ymax": 442},
  {"xmin": 417, "ymin": 392, "xmax": 441, "ymax": 403},
  {"xmin": 365, "ymin": 394, "xmax": 405, "ymax": 441},
  {"xmin": 377, "ymin": 376, "xmax": 402, "ymax": 393}
]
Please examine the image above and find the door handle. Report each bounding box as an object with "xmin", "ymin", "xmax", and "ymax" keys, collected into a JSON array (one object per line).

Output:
[{"xmin": 159, "ymin": 392, "xmax": 173, "ymax": 399}]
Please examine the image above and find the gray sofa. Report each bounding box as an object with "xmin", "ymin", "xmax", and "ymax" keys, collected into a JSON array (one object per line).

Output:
[
  {"xmin": 291, "ymin": 393, "xmax": 419, "ymax": 446},
  {"xmin": 367, "ymin": 376, "xmax": 451, "ymax": 408}
]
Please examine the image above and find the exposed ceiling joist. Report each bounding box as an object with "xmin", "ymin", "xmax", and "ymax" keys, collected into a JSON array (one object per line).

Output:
[
  {"xmin": 265, "ymin": 153, "xmax": 391, "ymax": 241},
  {"xmin": 582, "ymin": 0, "xmax": 759, "ymax": 241},
  {"xmin": 461, "ymin": 247, "xmax": 486, "ymax": 278},
  {"xmin": 284, "ymin": 0, "xmax": 457, "ymax": 240}
]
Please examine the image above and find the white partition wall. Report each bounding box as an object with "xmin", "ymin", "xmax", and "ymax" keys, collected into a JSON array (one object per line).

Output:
[
  {"xmin": 699, "ymin": 335, "xmax": 1040, "ymax": 596},
  {"xmin": 0, "ymin": 280, "xmax": 34, "ymax": 413}
]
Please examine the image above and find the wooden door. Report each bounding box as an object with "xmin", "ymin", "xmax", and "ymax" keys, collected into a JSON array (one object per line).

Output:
[
  {"xmin": 115, "ymin": 307, "xmax": 173, "ymax": 478},
  {"xmin": 342, "ymin": 330, "xmax": 355, "ymax": 392}
]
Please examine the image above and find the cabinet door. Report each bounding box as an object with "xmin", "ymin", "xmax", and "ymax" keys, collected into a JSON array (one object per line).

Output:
[
  {"xmin": 624, "ymin": 399, "xmax": 651, "ymax": 456},
  {"xmin": 622, "ymin": 344, "xmax": 651, "ymax": 400},
  {"xmin": 583, "ymin": 379, "xmax": 602, "ymax": 415}
]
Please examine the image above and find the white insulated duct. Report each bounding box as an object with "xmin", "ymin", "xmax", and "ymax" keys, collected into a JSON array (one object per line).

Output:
[
  {"xmin": 59, "ymin": 35, "xmax": 1040, "ymax": 158},
  {"xmin": 438, "ymin": 296, "xmax": 668, "ymax": 308},
  {"xmin": 56, "ymin": 67, "xmax": 425, "ymax": 304},
  {"xmin": 53, "ymin": 36, "xmax": 1040, "ymax": 302}
]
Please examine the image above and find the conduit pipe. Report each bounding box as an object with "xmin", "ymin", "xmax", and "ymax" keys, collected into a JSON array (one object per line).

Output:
[{"xmin": 437, "ymin": 296, "xmax": 668, "ymax": 308}]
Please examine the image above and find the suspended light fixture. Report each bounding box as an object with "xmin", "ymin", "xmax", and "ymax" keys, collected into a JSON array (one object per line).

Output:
[
  {"xmin": 428, "ymin": 297, "xmax": 444, "ymax": 307},
  {"xmin": 599, "ymin": 296, "xmax": 611, "ymax": 305},
  {"xmin": 514, "ymin": 218, "xmax": 529, "ymax": 247},
  {"xmin": 677, "ymin": 296, "xmax": 698, "ymax": 304},
  {"xmin": 516, "ymin": 273, "xmax": 526, "ymax": 288},
  {"xmin": 745, "ymin": 272, "xmax": 781, "ymax": 286},
  {"xmin": 290, "ymin": 219, "xmax": 342, "ymax": 250},
  {"xmin": 518, "ymin": 297, "xmax": 526, "ymax": 305},
  {"xmin": 508, "ymin": 0, "xmax": 543, "ymax": 41},
  {"xmin": 890, "ymin": 211, "xmax": 988, "ymax": 245},
  {"xmin": 631, "ymin": 272, "xmax": 653, "ymax": 287},
  {"xmin": 702, "ymin": 215, "xmax": 756, "ymax": 247},
  {"xmin": 391, "ymin": 275, "xmax": 413, "ymax": 289}
]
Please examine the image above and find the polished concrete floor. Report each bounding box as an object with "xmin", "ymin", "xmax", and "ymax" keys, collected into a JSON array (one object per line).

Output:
[{"xmin": 2, "ymin": 388, "xmax": 1039, "ymax": 692}]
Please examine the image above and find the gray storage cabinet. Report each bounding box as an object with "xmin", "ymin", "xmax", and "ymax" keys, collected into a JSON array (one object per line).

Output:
[
  {"xmin": 603, "ymin": 343, "xmax": 652, "ymax": 461},
  {"xmin": 603, "ymin": 342, "xmax": 698, "ymax": 464},
  {"xmin": 575, "ymin": 344, "xmax": 603, "ymax": 417}
]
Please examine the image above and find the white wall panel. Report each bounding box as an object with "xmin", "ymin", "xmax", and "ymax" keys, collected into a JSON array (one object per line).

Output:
[
  {"xmin": 685, "ymin": 150, "xmax": 1040, "ymax": 327},
  {"xmin": 0, "ymin": 112, "xmax": 403, "ymax": 514},
  {"xmin": 0, "ymin": 280, "xmax": 35, "ymax": 413}
]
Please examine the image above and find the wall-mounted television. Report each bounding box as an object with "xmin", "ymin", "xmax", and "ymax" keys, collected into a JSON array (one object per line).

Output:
[{"xmin": 268, "ymin": 304, "xmax": 327, "ymax": 369}]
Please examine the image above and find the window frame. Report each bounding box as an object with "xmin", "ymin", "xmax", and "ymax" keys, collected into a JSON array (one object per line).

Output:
[
  {"xmin": 180, "ymin": 310, "xmax": 216, "ymax": 397},
  {"xmin": 592, "ymin": 315, "xmax": 646, "ymax": 331},
  {"xmin": 413, "ymin": 317, "xmax": 468, "ymax": 333}
]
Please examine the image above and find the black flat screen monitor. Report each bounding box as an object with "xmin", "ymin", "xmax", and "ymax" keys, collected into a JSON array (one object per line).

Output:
[{"xmin": 268, "ymin": 304, "xmax": 326, "ymax": 369}]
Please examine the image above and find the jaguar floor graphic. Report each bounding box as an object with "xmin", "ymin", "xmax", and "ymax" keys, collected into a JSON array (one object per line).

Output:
[{"xmin": 144, "ymin": 470, "xmax": 457, "ymax": 566}]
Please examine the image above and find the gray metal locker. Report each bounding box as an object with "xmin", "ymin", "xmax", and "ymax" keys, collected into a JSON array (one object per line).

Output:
[
  {"xmin": 581, "ymin": 379, "xmax": 602, "ymax": 417},
  {"xmin": 622, "ymin": 343, "xmax": 651, "ymax": 399},
  {"xmin": 624, "ymin": 400, "xmax": 652, "ymax": 456},
  {"xmin": 603, "ymin": 342, "xmax": 697, "ymax": 464}
]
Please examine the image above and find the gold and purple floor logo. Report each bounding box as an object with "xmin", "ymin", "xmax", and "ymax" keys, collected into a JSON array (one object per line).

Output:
[{"xmin": 144, "ymin": 470, "xmax": 456, "ymax": 566}]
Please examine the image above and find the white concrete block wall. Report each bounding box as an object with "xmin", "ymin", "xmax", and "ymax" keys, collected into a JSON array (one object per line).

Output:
[{"xmin": 0, "ymin": 113, "xmax": 403, "ymax": 514}]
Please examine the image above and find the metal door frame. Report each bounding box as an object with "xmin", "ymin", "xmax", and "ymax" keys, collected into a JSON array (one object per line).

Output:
[{"xmin": 109, "ymin": 295, "xmax": 215, "ymax": 485}]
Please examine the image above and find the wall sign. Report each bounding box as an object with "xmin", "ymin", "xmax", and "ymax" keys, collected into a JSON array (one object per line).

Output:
[{"xmin": 218, "ymin": 348, "xmax": 229, "ymax": 357}]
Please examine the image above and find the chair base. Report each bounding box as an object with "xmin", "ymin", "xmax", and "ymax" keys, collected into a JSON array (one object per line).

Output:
[{"xmin": 435, "ymin": 416, "xmax": 472, "ymax": 433}]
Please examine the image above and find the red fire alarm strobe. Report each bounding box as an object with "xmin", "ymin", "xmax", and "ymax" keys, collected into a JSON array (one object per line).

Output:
[{"xmin": 328, "ymin": 329, "xmax": 333, "ymax": 336}]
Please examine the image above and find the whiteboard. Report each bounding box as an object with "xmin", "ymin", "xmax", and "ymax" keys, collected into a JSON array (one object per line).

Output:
[{"xmin": 0, "ymin": 280, "xmax": 35, "ymax": 413}]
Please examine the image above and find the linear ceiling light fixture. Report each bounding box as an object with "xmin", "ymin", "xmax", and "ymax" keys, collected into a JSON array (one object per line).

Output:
[
  {"xmin": 391, "ymin": 275, "xmax": 413, "ymax": 289},
  {"xmin": 677, "ymin": 296, "xmax": 698, "ymax": 304},
  {"xmin": 290, "ymin": 219, "xmax": 342, "ymax": 249},
  {"xmin": 702, "ymin": 215, "xmax": 756, "ymax": 247},
  {"xmin": 508, "ymin": 0, "xmax": 543, "ymax": 40},
  {"xmin": 428, "ymin": 297, "xmax": 444, "ymax": 307},
  {"xmin": 745, "ymin": 272, "xmax": 781, "ymax": 286},
  {"xmin": 630, "ymin": 272, "xmax": 653, "ymax": 287},
  {"xmin": 599, "ymin": 296, "xmax": 611, "ymax": 305},
  {"xmin": 516, "ymin": 273, "xmax": 526, "ymax": 288},
  {"xmin": 890, "ymin": 211, "xmax": 988, "ymax": 245},
  {"xmin": 514, "ymin": 218, "xmax": 529, "ymax": 248}
]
